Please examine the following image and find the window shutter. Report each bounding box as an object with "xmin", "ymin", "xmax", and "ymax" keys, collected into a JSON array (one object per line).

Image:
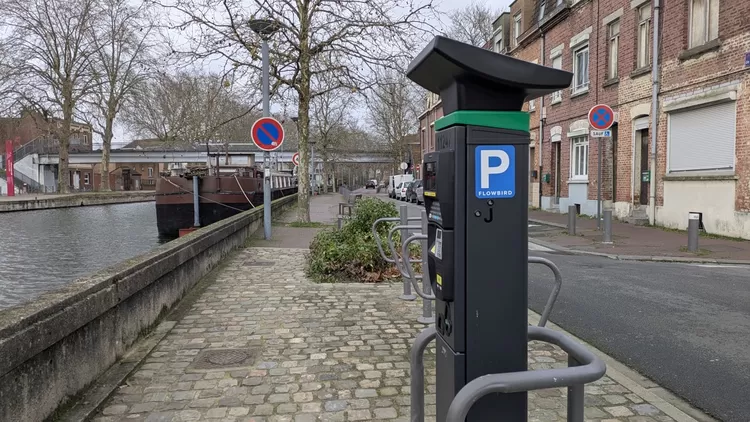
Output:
[{"xmin": 668, "ymin": 101, "xmax": 736, "ymax": 172}]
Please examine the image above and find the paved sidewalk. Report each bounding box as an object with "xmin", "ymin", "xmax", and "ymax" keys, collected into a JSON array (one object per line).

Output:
[
  {"xmin": 84, "ymin": 196, "xmax": 708, "ymax": 422},
  {"xmin": 529, "ymin": 209, "xmax": 750, "ymax": 263}
]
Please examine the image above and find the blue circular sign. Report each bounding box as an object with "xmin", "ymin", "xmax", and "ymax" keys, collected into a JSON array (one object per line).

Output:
[
  {"xmin": 588, "ymin": 104, "xmax": 614, "ymax": 130},
  {"xmin": 251, "ymin": 117, "xmax": 285, "ymax": 151}
]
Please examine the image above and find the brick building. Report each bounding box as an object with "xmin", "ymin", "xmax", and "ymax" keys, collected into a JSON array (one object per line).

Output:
[{"xmin": 417, "ymin": 0, "xmax": 750, "ymax": 239}]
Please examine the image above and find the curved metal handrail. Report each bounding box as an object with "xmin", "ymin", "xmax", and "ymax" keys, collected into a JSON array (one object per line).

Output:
[
  {"xmin": 529, "ymin": 256, "xmax": 563, "ymax": 328},
  {"xmin": 386, "ymin": 224, "xmax": 422, "ymax": 278},
  {"xmin": 372, "ymin": 217, "xmax": 400, "ymax": 263},
  {"xmin": 410, "ymin": 327, "xmax": 437, "ymax": 422},
  {"xmin": 444, "ymin": 326, "xmax": 607, "ymax": 422},
  {"xmin": 402, "ymin": 234, "xmax": 436, "ymax": 300}
]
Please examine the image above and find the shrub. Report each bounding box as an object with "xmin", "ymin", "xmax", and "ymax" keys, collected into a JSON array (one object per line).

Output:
[{"xmin": 307, "ymin": 197, "xmax": 421, "ymax": 283}]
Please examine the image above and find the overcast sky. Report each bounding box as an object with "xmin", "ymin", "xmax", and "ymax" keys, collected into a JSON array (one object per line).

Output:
[{"xmin": 108, "ymin": 0, "xmax": 515, "ymax": 148}]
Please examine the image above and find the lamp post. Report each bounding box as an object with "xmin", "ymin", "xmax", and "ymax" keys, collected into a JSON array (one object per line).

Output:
[{"xmin": 249, "ymin": 18, "xmax": 279, "ymax": 240}]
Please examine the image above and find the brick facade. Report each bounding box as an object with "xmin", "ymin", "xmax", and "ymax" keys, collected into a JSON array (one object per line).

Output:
[
  {"xmin": 415, "ymin": 0, "xmax": 750, "ymax": 238},
  {"xmin": 511, "ymin": 0, "xmax": 750, "ymax": 239}
]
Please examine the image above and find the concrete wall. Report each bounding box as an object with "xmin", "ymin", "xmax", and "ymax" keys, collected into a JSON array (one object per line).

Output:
[
  {"xmin": 0, "ymin": 191, "xmax": 155, "ymax": 212},
  {"xmin": 0, "ymin": 194, "xmax": 297, "ymax": 422},
  {"xmin": 658, "ymin": 180, "xmax": 750, "ymax": 239}
]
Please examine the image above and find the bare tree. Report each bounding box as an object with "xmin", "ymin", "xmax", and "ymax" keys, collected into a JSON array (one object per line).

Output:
[
  {"xmin": 445, "ymin": 0, "xmax": 498, "ymax": 47},
  {"xmin": 155, "ymin": 0, "xmax": 437, "ymax": 222},
  {"xmin": 1, "ymin": 0, "xmax": 101, "ymax": 193},
  {"xmin": 367, "ymin": 70, "xmax": 421, "ymax": 170},
  {"xmin": 87, "ymin": 0, "xmax": 154, "ymax": 191},
  {"xmin": 123, "ymin": 71, "xmax": 260, "ymax": 146},
  {"xmin": 310, "ymin": 89, "xmax": 356, "ymax": 192}
]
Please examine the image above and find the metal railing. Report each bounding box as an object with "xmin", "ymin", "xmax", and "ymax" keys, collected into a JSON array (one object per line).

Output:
[
  {"xmin": 409, "ymin": 325, "xmax": 607, "ymax": 422},
  {"xmin": 369, "ymin": 201, "xmax": 605, "ymax": 421}
]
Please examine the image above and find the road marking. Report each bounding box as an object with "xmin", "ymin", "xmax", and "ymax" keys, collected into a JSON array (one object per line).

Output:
[
  {"xmin": 528, "ymin": 242, "xmax": 553, "ymax": 252},
  {"xmin": 694, "ymin": 264, "xmax": 750, "ymax": 270}
]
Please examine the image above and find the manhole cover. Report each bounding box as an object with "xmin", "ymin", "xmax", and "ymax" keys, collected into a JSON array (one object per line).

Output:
[
  {"xmin": 243, "ymin": 261, "xmax": 276, "ymax": 267},
  {"xmin": 188, "ymin": 348, "xmax": 258, "ymax": 371},
  {"xmin": 207, "ymin": 349, "xmax": 248, "ymax": 365}
]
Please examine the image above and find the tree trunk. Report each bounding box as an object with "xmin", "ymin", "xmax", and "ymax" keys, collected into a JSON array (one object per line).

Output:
[
  {"xmin": 58, "ymin": 86, "xmax": 73, "ymax": 194},
  {"xmin": 296, "ymin": 8, "xmax": 312, "ymax": 223},
  {"xmin": 296, "ymin": 94, "xmax": 311, "ymax": 222},
  {"xmin": 100, "ymin": 112, "xmax": 114, "ymax": 191}
]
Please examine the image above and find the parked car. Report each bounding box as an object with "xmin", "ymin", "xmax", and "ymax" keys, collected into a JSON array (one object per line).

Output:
[
  {"xmin": 394, "ymin": 182, "xmax": 403, "ymax": 200},
  {"xmin": 365, "ymin": 179, "xmax": 377, "ymax": 189},
  {"xmin": 400, "ymin": 181, "xmax": 412, "ymax": 201},
  {"xmin": 406, "ymin": 180, "xmax": 421, "ymax": 203}
]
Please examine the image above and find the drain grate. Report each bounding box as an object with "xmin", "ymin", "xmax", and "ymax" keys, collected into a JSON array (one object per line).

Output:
[
  {"xmin": 243, "ymin": 261, "xmax": 276, "ymax": 267},
  {"xmin": 187, "ymin": 348, "xmax": 259, "ymax": 371}
]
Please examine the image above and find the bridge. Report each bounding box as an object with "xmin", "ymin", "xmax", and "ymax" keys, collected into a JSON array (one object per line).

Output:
[{"xmin": 36, "ymin": 146, "xmax": 395, "ymax": 165}]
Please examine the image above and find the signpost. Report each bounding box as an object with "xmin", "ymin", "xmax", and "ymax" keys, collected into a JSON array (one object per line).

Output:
[
  {"xmin": 252, "ymin": 116, "xmax": 285, "ymax": 240},
  {"xmin": 292, "ymin": 152, "xmax": 300, "ymax": 167},
  {"xmin": 588, "ymin": 104, "xmax": 614, "ymax": 230}
]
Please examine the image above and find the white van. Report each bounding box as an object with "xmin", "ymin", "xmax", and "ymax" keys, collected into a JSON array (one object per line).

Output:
[{"xmin": 389, "ymin": 174, "xmax": 414, "ymax": 198}]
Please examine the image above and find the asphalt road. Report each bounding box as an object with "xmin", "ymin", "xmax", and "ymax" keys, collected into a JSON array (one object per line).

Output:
[{"xmin": 360, "ymin": 188, "xmax": 750, "ymax": 421}]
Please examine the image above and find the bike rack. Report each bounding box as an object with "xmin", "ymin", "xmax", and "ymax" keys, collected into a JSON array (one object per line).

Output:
[
  {"xmin": 409, "ymin": 326, "xmax": 606, "ymax": 422},
  {"xmin": 528, "ymin": 256, "xmax": 563, "ymax": 328},
  {"xmin": 372, "ymin": 207, "xmax": 434, "ymax": 322}
]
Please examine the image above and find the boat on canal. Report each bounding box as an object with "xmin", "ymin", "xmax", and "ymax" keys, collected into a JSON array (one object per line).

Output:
[{"xmin": 155, "ymin": 164, "xmax": 297, "ymax": 238}]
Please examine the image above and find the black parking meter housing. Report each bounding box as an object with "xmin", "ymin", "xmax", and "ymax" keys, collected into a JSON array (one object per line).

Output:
[{"xmin": 409, "ymin": 36, "xmax": 572, "ymax": 421}]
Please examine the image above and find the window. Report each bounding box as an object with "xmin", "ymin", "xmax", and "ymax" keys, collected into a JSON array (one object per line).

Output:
[
  {"xmin": 148, "ymin": 167, "xmax": 154, "ymax": 178},
  {"xmin": 637, "ymin": 5, "xmax": 651, "ymax": 69},
  {"xmin": 571, "ymin": 136, "xmax": 589, "ymax": 179},
  {"xmin": 668, "ymin": 101, "xmax": 735, "ymax": 173},
  {"xmin": 608, "ymin": 20, "xmax": 620, "ymax": 79},
  {"xmin": 689, "ymin": 0, "xmax": 719, "ymax": 48},
  {"xmin": 539, "ymin": 0, "xmax": 546, "ymax": 21},
  {"xmin": 513, "ymin": 13, "xmax": 522, "ymax": 47},
  {"xmin": 573, "ymin": 45, "xmax": 589, "ymax": 93},
  {"xmin": 84, "ymin": 173, "xmax": 90, "ymax": 185},
  {"xmin": 529, "ymin": 99, "xmax": 535, "ymax": 111},
  {"xmin": 551, "ymin": 55, "xmax": 563, "ymax": 103}
]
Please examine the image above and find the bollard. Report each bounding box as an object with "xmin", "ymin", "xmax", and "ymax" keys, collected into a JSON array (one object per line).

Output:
[
  {"xmin": 602, "ymin": 210, "xmax": 613, "ymax": 244},
  {"xmin": 417, "ymin": 209, "xmax": 434, "ymax": 324},
  {"xmin": 568, "ymin": 205, "xmax": 577, "ymax": 236},
  {"xmin": 688, "ymin": 213, "xmax": 700, "ymax": 252},
  {"xmin": 399, "ymin": 204, "xmax": 417, "ymax": 301}
]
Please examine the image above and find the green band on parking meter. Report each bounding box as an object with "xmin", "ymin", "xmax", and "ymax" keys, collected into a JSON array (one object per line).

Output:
[{"xmin": 435, "ymin": 111, "xmax": 530, "ymax": 132}]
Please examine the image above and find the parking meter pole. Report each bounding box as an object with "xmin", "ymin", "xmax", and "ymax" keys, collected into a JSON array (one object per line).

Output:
[
  {"xmin": 399, "ymin": 205, "xmax": 417, "ymax": 301},
  {"xmin": 407, "ymin": 35, "xmax": 573, "ymax": 422},
  {"xmin": 418, "ymin": 209, "xmax": 434, "ymax": 324}
]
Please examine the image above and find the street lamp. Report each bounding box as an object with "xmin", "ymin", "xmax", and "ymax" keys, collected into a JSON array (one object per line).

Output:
[{"xmin": 249, "ymin": 18, "xmax": 279, "ymax": 240}]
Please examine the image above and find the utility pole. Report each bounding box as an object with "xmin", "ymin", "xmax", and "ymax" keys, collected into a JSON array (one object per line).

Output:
[{"xmin": 249, "ymin": 18, "xmax": 279, "ymax": 240}]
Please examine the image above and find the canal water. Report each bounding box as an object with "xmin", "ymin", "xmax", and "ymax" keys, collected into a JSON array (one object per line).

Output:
[{"xmin": 0, "ymin": 202, "xmax": 168, "ymax": 310}]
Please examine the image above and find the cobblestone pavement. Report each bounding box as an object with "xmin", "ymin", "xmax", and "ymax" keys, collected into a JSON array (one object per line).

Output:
[{"xmin": 93, "ymin": 247, "xmax": 678, "ymax": 422}]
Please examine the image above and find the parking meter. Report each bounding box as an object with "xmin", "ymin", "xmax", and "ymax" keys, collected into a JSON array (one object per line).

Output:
[{"xmin": 408, "ymin": 36, "xmax": 572, "ymax": 421}]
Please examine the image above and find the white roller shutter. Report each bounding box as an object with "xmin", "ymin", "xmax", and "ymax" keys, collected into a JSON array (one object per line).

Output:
[{"xmin": 667, "ymin": 101, "xmax": 736, "ymax": 172}]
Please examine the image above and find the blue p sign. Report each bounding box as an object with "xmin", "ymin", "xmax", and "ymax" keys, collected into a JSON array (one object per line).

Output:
[{"xmin": 475, "ymin": 145, "xmax": 515, "ymax": 199}]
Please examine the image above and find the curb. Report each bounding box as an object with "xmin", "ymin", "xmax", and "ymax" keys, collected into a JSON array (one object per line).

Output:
[
  {"xmin": 527, "ymin": 227, "xmax": 750, "ymax": 266},
  {"xmin": 528, "ymin": 310, "xmax": 717, "ymax": 422}
]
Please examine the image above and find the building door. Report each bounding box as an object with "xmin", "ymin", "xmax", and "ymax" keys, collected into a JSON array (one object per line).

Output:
[
  {"xmin": 73, "ymin": 171, "xmax": 80, "ymax": 190},
  {"xmin": 553, "ymin": 142, "xmax": 561, "ymax": 204},
  {"xmin": 639, "ymin": 129, "xmax": 649, "ymax": 205},
  {"xmin": 123, "ymin": 169, "xmax": 131, "ymax": 191}
]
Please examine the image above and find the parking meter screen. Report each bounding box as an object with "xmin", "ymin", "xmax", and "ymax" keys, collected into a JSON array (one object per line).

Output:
[{"xmin": 424, "ymin": 162, "xmax": 437, "ymax": 192}]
